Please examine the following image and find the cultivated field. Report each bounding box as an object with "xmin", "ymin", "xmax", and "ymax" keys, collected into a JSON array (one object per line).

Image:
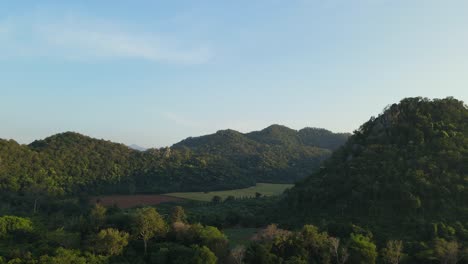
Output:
[
  {"xmin": 91, "ymin": 195, "xmax": 184, "ymax": 209},
  {"xmin": 164, "ymin": 183, "xmax": 293, "ymax": 202}
]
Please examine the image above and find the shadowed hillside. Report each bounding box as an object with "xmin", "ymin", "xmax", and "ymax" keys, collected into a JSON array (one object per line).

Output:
[{"xmin": 283, "ymin": 97, "xmax": 468, "ymax": 243}]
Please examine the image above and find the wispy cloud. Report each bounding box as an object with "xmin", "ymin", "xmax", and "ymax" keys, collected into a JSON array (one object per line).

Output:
[{"xmin": 0, "ymin": 15, "xmax": 212, "ymax": 64}]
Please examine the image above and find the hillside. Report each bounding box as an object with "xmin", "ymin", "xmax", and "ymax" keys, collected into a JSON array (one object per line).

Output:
[
  {"xmin": 0, "ymin": 125, "xmax": 349, "ymax": 197},
  {"xmin": 173, "ymin": 125, "xmax": 350, "ymax": 182},
  {"xmin": 283, "ymin": 97, "xmax": 468, "ymax": 242}
]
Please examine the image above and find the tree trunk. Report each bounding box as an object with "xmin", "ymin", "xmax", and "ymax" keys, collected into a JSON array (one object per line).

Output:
[
  {"xmin": 144, "ymin": 239, "xmax": 147, "ymax": 255},
  {"xmin": 33, "ymin": 198, "xmax": 38, "ymax": 214}
]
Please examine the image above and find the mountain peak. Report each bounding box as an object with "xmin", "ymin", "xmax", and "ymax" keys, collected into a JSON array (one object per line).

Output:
[{"xmin": 284, "ymin": 97, "xmax": 468, "ymax": 234}]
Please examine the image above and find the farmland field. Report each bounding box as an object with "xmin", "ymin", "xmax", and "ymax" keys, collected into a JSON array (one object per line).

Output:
[{"xmin": 164, "ymin": 183, "xmax": 293, "ymax": 202}]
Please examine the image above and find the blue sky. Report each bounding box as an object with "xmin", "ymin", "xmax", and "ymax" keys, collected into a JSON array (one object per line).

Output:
[{"xmin": 1, "ymin": 0, "xmax": 467, "ymax": 147}]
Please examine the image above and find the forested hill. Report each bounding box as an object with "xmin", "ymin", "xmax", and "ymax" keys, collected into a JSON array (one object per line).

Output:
[
  {"xmin": 0, "ymin": 125, "xmax": 349, "ymax": 196},
  {"xmin": 174, "ymin": 125, "xmax": 349, "ymax": 150},
  {"xmin": 283, "ymin": 97, "xmax": 468, "ymax": 241},
  {"xmin": 173, "ymin": 125, "xmax": 350, "ymax": 182}
]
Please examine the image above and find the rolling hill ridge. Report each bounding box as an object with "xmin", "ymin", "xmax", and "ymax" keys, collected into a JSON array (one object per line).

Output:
[{"xmin": 0, "ymin": 125, "xmax": 349, "ymax": 196}]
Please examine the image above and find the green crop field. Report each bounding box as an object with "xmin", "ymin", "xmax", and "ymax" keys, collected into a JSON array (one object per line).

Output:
[{"xmin": 164, "ymin": 183, "xmax": 293, "ymax": 202}]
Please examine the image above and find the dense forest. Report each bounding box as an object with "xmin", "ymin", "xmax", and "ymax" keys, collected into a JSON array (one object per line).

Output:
[
  {"xmin": 0, "ymin": 97, "xmax": 467, "ymax": 263},
  {"xmin": 0, "ymin": 200, "xmax": 430, "ymax": 264},
  {"xmin": 0, "ymin": 126, "xmax": 347, "ymax": 196},
  {"xmin": 283, "ymin": 97, "xmax": 468, "ymax": 262}
]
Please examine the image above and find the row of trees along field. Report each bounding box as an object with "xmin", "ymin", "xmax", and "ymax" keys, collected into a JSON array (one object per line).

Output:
[{"xmin": 2, "ymin": 202, "xmax": 466, "ymax": 264}]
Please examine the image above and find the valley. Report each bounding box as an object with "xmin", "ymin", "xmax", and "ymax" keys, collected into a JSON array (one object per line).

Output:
[{"xmin": 0, "ymin": 97, "xmax": 467, "ymax": 263}]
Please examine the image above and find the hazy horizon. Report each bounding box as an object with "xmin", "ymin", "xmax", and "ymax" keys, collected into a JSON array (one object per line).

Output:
[{"xmin": 1, "ymin": 1, "xmax": 468, "ymax": 147}]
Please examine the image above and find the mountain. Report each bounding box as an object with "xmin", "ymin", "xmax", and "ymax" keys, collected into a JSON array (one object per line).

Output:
[
  {"xmin": 173, "ymin": 125, "xmax": 350, "ymax": 182},
  {"xmin": 283, "ymin": 97, "xmax": 468, "ymax": 241},
  {"xmin": 128, "ymin": 144, "xmax": 147, "ymax": 151},
  {"xmin": 245, "ymin": 125, "xmax": 301, "ymax": 146},
  {"xmin": 0, "ymin": 125, "xmax": 349, "ymax": 196},
  {"xmin": 297, "ymin": 127, "xmax": 350, "ymax": 150}
]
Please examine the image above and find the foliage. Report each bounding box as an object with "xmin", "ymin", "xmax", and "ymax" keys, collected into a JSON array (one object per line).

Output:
[
  {"xmin": 0, "ymin": 125, "xmax": 347, "ymax": 199},
  {"xmin": 91, "ymin": 228, "xmax": 129, "ymax": 256},
  {"xmin": 191, "ymin": 245, "xmax": 217, "ymax": 264},
  {"xmin": 1, "ymin": 97, "xmax": 467, "ymax": 264},
  {"xmin": 284, "ymin": 97, "xmax": 468, "ymax": 242},
  {"xmin": 170, "ymin": 206, "xmax": 187, "ymax": 224},
  {"xmin": 89, "ymin": 204, "xmax": 107, "ymax": 231},
  {"xmin": 348, "ymin": 233, "xmax": 378, "ymax": 264},
  {"xmin": 381, "ymin": 240, "xmax": 404, "ymax": 264},
  {"xmin": 133, "ymin": 207, "xmax": 168, "ymax": 254},
  {"xmin": 0, "ymin": 216, "xmax": 33, "ymax": 238}
]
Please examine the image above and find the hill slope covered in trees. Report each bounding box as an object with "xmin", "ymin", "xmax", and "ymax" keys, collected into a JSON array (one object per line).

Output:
[
  {"xmin": 283, "ymin": 97, "xmax": 468, "ymax": 244},
  {"xmin": 0, "ymin": 125, "xmax": 349, "ymax": 197}
]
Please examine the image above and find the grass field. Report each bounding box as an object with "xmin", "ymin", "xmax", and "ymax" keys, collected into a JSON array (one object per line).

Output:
[{"xmin": 164, "ymin": 183, "xmax": 293, "ymax": 202}]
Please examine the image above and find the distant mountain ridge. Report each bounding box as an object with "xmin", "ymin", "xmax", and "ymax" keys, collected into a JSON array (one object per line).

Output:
[
  {"xmin": 0, "ymin": 125, "xmax": 349, "ymax": 196},
  {"xmin": 174, "ymin": 124, "xmax": 349, "ymax": 150},
  {"xmin": 172, "ymin": 125, "xmax": 350, "ymax": 183},
  {"xmin": 128, "ymin": 144, "xmax": 147, "ymax": 151}
]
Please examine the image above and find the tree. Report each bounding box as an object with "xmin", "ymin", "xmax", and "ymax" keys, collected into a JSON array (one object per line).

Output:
[
  {"xmin": 225, "ymin": 195, "xmax": 236, "ymax": 202},
  {"xmin": 244, "ymin": 243, "xmax": 279, "ymax": 264},
  {"xmin": 198, "ymin": 225, "xmax": 229, "ymax": 259},
  {"xmin": 39, "ymin": 248, "xmax": 87, "ymax": 264},
  {"xmin": 381, "ymin": 240, "xmax": 403, "ymax": 264},
  {"xmin": 284, "ymin": 256, "xmax": 307, "ymax": 264},
  {"xmin": 46, "ymin": 228, "xmax": 81, "ymax": 248},
  {"xmin": 348, "ymin": 234, "xmax": 377, "ymax": 264},
  {"xmin": 297, "ymin": 225, "xmax": 332, "ymax": 264},
  {"xmin": 251, "ymin": 224, "xmax": 291, "ymax": 242},
  {"xmin": 133, "ymin": 207, "xmax": 167, "ymax": 255},
  {"xmin": 191, "ymin": 245, "xmax": 217, "ymax": 264},
  {"xmin": 433, "ymin": 238, "xmax": 462, "ymax": 264},
  {"xmin": 0, "ymin": 216, "xmax": 33, "ymax": 238},
  {"xmin": 170, "ymin": 206, "xmax": 187, "ymax": 224},
  {"xmin": 92, "ymin": 228, "xmax": 129, "ymax": 256},
  {"xmin": 89, "ymin": 204, "xmax": 107, "ymax": 231},
  {"xmin": 330, "ymin": 237, "xmax": 349, "ymax": 264},
  {"xmin": 231, "ymin": 245, "xmax": 246, "ymax": 264},
  {"xmin": 211, "ymin": 195, "xmax": 222, "ymax": 203}
]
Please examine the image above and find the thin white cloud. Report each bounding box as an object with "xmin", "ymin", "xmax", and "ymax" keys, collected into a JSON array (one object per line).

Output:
[{"xmin": 0, "ymin": 15, "xmax": 212, "ymax": 64}]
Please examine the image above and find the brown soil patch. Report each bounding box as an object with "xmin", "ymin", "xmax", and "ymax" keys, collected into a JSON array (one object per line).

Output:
[{"xmin": 91, "ymin": 195, "xmax": 184, "ymax": 209}]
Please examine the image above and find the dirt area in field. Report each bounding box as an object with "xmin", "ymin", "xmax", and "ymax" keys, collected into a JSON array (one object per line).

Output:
[{"xmin": 91, "ymin": 195, "xmax": 184, "ymax": 209}]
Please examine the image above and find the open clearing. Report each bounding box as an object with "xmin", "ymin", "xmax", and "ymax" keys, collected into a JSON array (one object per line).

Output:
[
  {"xmin": 91, "ymin": 183, "xmax": 293, "ymax": 208},
  {"xmin": 91, "ymin": 195, "xmax": 184, "ymax": 209},
  {"xmin": 164, "ymin": 183, "xmax": 293, "ymax": 202}
]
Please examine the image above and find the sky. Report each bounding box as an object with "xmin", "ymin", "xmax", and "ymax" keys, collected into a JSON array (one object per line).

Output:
[{"xmin": 1, "ymin": 0, "xmax": 467, "ymax": 148}]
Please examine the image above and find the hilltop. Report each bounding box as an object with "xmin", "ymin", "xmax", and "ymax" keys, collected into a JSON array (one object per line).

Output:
[{"xmin": 283, "ymin": 97, "xmax": 468, "ymax": 242}]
